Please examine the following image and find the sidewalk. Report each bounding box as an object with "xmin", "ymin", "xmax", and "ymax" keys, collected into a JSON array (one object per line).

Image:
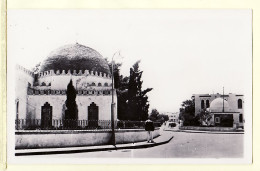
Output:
[{"xmin": 15, "ymin": 131, "xmax": 174, "ymax": 156}]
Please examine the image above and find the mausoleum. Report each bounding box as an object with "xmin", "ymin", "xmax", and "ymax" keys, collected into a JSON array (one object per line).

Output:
[{"xmin": 15, "ymin": 43, "xmax": 117, "ymax": 129}]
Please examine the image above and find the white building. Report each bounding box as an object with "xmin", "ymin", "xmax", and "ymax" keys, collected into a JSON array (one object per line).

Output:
[
  {"xmin": 192, "ymin": 93, "xmax": 244, "ymax": 128},
  {"xmin": 15, "ymin": 43, "xmax": 117, "ymax": 129},
  {"xmin": 164, "ymin": 112, "xmax": 179, "ymax": 123}
]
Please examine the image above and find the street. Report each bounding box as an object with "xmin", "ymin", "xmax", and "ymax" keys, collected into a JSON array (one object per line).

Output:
[{"xmin": 37, "ymin": 131, "xmax": 244, "ymax": 158}]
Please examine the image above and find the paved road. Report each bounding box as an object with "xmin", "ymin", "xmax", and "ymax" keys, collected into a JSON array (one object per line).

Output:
[{"xmin": 44, "ymin": 131, "xmax": 243, "ymax": 158}]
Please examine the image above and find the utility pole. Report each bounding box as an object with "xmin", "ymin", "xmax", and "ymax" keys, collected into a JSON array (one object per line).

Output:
[
  {"xmin": 110, "ymin": 51, "xmax": 120, "ymax": 146},
  {"xmin": 110, "ymin": 51, "xmax": 123, "ymax": 146},
  {"xmin": 111, "ymin": 59, "xmax": 116, "ymax": 146}
]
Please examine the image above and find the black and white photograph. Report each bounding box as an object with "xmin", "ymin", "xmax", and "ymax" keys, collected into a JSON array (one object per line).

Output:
[{"xmin": 7, "ymin": 9, "xmax": 252, "ymax": 164}]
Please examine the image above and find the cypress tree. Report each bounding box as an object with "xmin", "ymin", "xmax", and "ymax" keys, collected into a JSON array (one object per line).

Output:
[
  {"xmin": 127, "ymin": 61, "xmax": 152, "ymax": 121},
  {"xmin": 65, "ymin": 79, "xmax": 78, "ymax": 128}
]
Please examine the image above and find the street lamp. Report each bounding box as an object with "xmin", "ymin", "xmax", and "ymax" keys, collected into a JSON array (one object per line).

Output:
[{"xmin": 110, "ymin": 51, "xmax": 122, "ymax": 146}]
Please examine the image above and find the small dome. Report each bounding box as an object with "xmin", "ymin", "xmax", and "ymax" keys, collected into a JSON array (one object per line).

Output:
[
  {"xmin": 40, "ymin": 43, "xmax": 110, "ymax": 74},
  {"xmin": 210, "ymin": 98, "xmax": 230, "ymax": 112}
]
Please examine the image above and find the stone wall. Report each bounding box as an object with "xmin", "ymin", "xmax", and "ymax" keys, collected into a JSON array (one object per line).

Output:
[{"xmin": 15, "ymin": 128, "xmax": 160, "ymax": 149}]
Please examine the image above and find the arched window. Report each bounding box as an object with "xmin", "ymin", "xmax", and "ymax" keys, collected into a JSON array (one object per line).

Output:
[
  {"xmin": 41, "ymin": 82, "xmax": 46, "ymax": 86},
  {"xmin": 91, "ymin": 82, "xmax": 96, "ymax": 86},
  {"xmin": 239, "ymin": 114, "xmax": 243, "ymax": 123},
  {"xmin": 238, "ymin": 99, "xmax": 242, "ymax": 109},
  {"xmin": 206, "ymin": 100, "xmax": 210, "ymax": 108},
  {"xmin": 104, "ymin": 83, "xmax": 108, "ymax": 86},
  {"xmin": 201, "ymin": 100, "xmax": 205, "ymax": 109},
  {"xmin": 98, "ymin": 83, "xmax": 102, "ymax": 86}
]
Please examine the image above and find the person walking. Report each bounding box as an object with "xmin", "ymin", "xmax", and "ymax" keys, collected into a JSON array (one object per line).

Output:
[{"xmin": 145, "ymin": 118, "xmax": 155, "ymax": 143}]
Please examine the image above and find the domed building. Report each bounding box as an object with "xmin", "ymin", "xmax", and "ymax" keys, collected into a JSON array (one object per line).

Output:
[
  {"xmin": 192, "ymin": 93, "xmax": 244, "ymax": 128},
  {"xmin": 15, "ymin": 43, "xmax": 117, "ymax": 129},
  {"xmin": 209, "ymin": 98, "xmax": 230, "ymax": 113}
]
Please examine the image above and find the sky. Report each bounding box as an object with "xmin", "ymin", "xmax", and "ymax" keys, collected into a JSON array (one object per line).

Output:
[{"xmin": 7, "ymin": 9, "xmax": 252, "ymax": 113}]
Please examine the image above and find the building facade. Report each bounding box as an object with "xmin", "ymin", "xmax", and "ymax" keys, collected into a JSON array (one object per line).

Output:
[
  {"xmin": 164, "ymin": 112, "xmax": 179, "ymax": 123},
  {"xmin": 15, "ymin": 43, "xmax": 117, "ymax": 129},
  {"xmin": 192, "ymin": 93, "xmax": 244, "ymax": 128}
]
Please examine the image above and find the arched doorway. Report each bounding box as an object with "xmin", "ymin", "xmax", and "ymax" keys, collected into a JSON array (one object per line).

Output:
[
  {"xmin": 41, "ymin": 102, "xmax": 52, "ymax": 129},
  {"xmin": 88, "ymin": 102, "xmax": 99, "ymax": 128}
]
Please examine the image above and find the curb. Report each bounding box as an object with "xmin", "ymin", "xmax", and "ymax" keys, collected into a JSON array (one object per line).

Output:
[
  {"xmin": 165, "ymin": 129, "xmax": 244, "ymax": 134},
  {"xmin": 15, "ymin": 136, "xmax": 173, "ymax": 156}
]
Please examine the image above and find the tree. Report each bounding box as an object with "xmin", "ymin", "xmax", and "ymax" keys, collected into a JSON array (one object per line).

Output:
[
  {"xmin": 127, "ymin": 61, "xmax": 152, "ymax": 121},
  {"xmin": 64, "ymin": 80, "xmax": 78, "ymax": 128},
  {"xmin": 32, "ymin": 62, "xmax": 41, "ymax": 86},
  {"xmin": 179, "ymin": 99, "xmax": 195, "ymax": 115},
  {"xmin": 32, "ymin": 62, "xmax": 41, "ymax": 74},
  {"xmin": 198, "ymin": 108, "xmax": 213, "ymax": 126},
  {"xmin": 179, "ymin": 99, "xmax": 198, "ymax": 126},
  {"xmin": 107, "ymin": 59, "xmax": 152, "ymax": 121},
  {"xmin": 149, "ymin": 108, "xmax": 160, "ymax": 121},
  {"xmin": 149, "ymin": 109, "xmax": 169, "ymax": 123}
]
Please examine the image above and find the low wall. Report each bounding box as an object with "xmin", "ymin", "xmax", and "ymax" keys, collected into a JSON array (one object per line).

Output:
[
  {"xmin": 15, "ymin": 128, "xmax": 160, "ymax": 149},
  {"xmin": 179, "ymin": 126, "xmax": 237, "ymax": 132}
]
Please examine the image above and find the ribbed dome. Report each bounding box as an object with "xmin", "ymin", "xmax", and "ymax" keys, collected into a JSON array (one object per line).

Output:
[
  {"xmin": 40, "ymin": 43, "xmax": 110, "ymax": 74},
  {"xmin": 210, "ymin": 98, "xmax": 230, "ymax": 112}
]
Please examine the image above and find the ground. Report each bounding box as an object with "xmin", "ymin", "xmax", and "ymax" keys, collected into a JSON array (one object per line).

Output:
[{"xmin": 35, "ymin": 131, "xmax": 244, "ymax": 158}]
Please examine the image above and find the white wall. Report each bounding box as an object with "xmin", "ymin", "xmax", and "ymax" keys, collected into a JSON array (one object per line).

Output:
[
  {"xmin": 15, "ymin": 129, "xmax": 160, "ymax": 149},
  {"xmin": 27, "ymin": 92, "xmax": 117, "ymax": 121},
  {"xmin": 15, "ymin": 65, "xmax": 34, "ymax": 119}
]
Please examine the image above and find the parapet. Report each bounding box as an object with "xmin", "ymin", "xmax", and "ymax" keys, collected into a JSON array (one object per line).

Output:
[
  {"xmin": 38, "ymin": 69, "xmax": 112, "ymax": 79},
  {"xmin": 16, "ymin": 65, "xmax": 34, "ymax": 77}
]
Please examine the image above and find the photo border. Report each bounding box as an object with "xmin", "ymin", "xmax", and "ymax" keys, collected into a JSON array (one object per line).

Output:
[{"xmin": 1, "ymin": 0, "xmax": 260, "ymax": 170}]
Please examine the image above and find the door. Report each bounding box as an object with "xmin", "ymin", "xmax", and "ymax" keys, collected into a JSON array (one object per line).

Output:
[
  {"xmin": 88, "ymin": 102, "xmax": 99, "ymax": 128},
  {"xmin": 41, "ymin": 102, "xmax": 52, "ymax": 129}
]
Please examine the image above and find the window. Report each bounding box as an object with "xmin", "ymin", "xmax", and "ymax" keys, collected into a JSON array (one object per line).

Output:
[
  {"xmin": 91, "ymin": 82, "xmax": 96, "ymax": 86},
  {"xmin": 98, "ymin": 83, "xmax": 102, "ymax": 86},
  {"xmin": 201, "ymin": 100, "xmax": 205, "ymax": 109},
  {"xmin": 239, "ymin": 114, "xmax": 243, "ymax": 123},
  {"xmin": 206, "ymin": 100, "xmax": 210, "ymax": 108},
  {"xmin": 238, "ymin": 99, "xmax": 242, "ymax": 109},
  {"xmin": 104, "ymin": 83, "xmax": 108, "ymax": 87},
  {"xmin": 41, "ymin": 82, "xmax": 46, "ymax": 86},
  {"xmin": 215, "ymin": 117, "xmax": 220, "ymax": 123}
]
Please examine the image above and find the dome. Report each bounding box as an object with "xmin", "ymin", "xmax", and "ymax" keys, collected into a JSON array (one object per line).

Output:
[
  {"xmin": 210, "ymin": 98, "xmax": 230, "ymax": 112},
  {"xmin": 40, "ymin": 43, "xmax": 110, "ymax": 74}
]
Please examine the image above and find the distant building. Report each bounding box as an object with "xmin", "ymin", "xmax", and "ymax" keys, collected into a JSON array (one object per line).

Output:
[
  {"xmin": 192, "ymin": 93, "xmax": 244, "ymax": 128},
  {"xmin": 164, "ymin": 112, "xmax": 179, "ymax": 123}
]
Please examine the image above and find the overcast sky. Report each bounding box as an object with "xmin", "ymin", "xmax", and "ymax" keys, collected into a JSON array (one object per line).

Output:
[{"xmin": 7, "ymin": 9, "xmax": 252, "ymax": 113}]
